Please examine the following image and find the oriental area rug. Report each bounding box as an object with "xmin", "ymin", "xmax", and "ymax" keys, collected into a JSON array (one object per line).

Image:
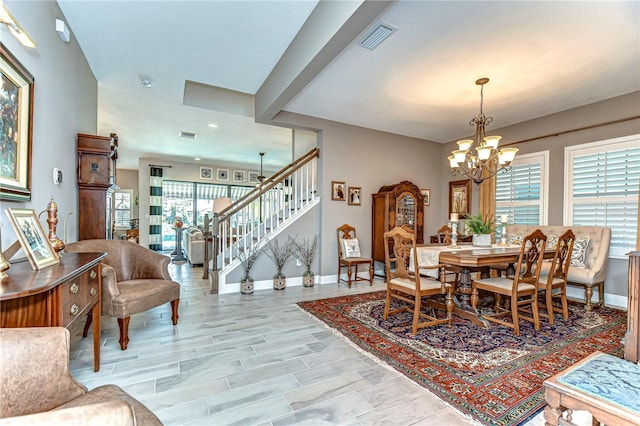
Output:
[{"xmin": 297, "ymin": 291, "xmax": 626, "ymax": 426}]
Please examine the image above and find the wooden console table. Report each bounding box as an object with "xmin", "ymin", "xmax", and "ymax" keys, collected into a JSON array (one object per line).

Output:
[{"xmin": 0, "ymin": 252, "xmax": 106, "ymax": 371}]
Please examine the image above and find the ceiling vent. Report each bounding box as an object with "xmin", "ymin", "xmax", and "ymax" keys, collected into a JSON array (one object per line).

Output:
[
  {"xmin": 179, "ymin": 131, "xmax": 197, "ymax": 139},
  {"xmin": 358, "ymin": 22, "xmax": 396, "ymax": 50}
]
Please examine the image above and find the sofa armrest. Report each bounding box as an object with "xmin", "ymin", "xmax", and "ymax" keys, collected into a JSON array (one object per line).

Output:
[
  {"xmin": 0, "ymin": 328, "xmax": 87, "ymax": 418},
  {"xmin": 0, "ymin": 401, "xmax": 135, "ymax": 426}
]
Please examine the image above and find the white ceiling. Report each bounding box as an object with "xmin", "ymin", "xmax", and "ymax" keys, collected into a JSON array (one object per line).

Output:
[{"xmin": 56, "ymin": 0, "xmax": 640, "ymax": 171}]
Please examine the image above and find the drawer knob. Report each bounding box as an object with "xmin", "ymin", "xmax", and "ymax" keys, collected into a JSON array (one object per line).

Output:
[
  {"xmin": 70, "ymin": 304, "xmax": 79, "ymax": 315},
  {"xmin": 90, "ymin": 288, "xmax": 97, "ymax": 296},
  {"xmin": 90, "ymin": 270, "xmax": 97, "ymax": 279},
  {"xmin": 70, "ymin": 283, "xmax": 79, "ymax": 294}
]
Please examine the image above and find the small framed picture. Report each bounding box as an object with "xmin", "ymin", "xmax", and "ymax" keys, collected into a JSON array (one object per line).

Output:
[
  {"xmin": 331, "ymin": 181, "xmax": 345, "ymax": 201},
  {"xmin": 217, "ymin": 168, "xmax": 229, "ymax": 181},
  {"xmin": 348, "ymin": 186, "xmax": 361, "ymax": 206},
  {"xmin": 5, "ymin": 208, "xmax": 59, "ymax": 270},
  {"xmin": 421, "ymin": 189, "xmax": 430, "ymax": 206},
  {"xmin": 233, "ymin": 170, "xmax": 245, "ymax": 182},
  {"xmin": 248, "ymin": 171, "xmax": 259, "ymax": 183},
  {"xmin": 200, "ymin": 167, "xmax": 213, "ymax": 180}
]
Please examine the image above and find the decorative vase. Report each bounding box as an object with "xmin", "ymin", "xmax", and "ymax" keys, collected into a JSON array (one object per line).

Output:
[
  {"xmin": 174, "ymin": 217, "xmax": 183, "ymax": 228},
  {"xmin": 303, "ymin": 269, "xmax": 314, "ymax": 287},
  {"xmin": 472, "ymin": 233, "xmax": 492, "ymax": 247},
  {"xmin": 273, "ymin": 271, "xmax": 286, "ymax": 290},
  {"xmin": 240, "ymin": 275, "xmax": 254, "ymax": 294}
]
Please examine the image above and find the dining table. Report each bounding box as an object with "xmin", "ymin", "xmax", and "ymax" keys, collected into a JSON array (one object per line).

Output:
[{"xmin": 412, "ymin": 243, "xmax": 550, "ymax": 329}]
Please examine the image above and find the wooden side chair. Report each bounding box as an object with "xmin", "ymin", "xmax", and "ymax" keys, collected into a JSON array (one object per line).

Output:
[
  {"xmin": 471, "ymin": 229, "xmax": 547, "ymax": 336},
  {"xmin": 435, "ymin": 225, "xmax": 452, "ymax": 244},
  {"xmin": 337, "ymin": 224, "xmax": 373, "ymax": 288},
  {"xmin": 383, "ymin": 226, "xmax": 453, "ymax": 335},
  {"xmin": 538, "ymin": 229, "xmax": 575, "ymax": 325}
]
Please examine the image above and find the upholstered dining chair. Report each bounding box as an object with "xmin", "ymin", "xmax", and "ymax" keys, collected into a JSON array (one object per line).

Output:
[
  {"xmin": 337, "ymin": 224, "xmax": 374, "ymax": 288},
  {"xmin": 383, "ymin": 226, "xmax": 453, "ymax": 335},
  {"xmin": 538, "ymin": 229, "xmax": 575, "ymax": 325},
  {"xmin": 471, "ymin": 229, "xmax": 547, "ymax": 336},
  {"xmin": 64, "ymin": 239, "xmax": 180, "ymax": 350}
]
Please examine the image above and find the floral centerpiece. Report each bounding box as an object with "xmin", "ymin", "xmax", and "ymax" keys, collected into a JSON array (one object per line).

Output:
[{"xmin": 465, "ymin": 212, "xmax": 496, "ymax": 247}]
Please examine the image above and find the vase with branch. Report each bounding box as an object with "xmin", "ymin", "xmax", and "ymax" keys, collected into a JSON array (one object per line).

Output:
[
  {"xmin": 293, "ymin": 235, "xmax": 319, "ymax": 287},
  {"xmin": 236, "ymin": 244, "xmax": 263, "ymax": 294},
  {"xmin": 264, "ymin": 235, "xmax": 295, "ymax": 290}
]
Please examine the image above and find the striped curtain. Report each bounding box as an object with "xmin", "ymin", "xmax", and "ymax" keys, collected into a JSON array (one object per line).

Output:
[{"xmin": 149, "ymin": 167, "xmax": 163, "ymax": 251}]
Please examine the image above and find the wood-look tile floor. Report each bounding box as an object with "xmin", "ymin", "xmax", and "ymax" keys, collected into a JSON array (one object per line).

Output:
[{"xmin": 68, "ymin": 261, "xmax": 592, "ymax": 426}]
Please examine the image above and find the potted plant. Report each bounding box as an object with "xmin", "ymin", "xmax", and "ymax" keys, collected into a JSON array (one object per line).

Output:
[
  {"xmin": 236, "ymin": 244, "xmax": 263, "ymax": 294},
  {"xmin": 293, "ymin": 235, "xmax": 319, "ymax": 287},
  {"xmin": 465, "ymin": 212, "xmax": 496, "ymax": 247},
  {"xmin": 264, "ymin": 236, "xmax": 295, "ymax": 290}
]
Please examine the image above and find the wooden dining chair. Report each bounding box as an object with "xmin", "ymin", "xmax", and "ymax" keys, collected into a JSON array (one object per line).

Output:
[
  {"xmin": 471, "ymin": 229, "xmax": 547, "ymax": 336},
  {"xmin": 383, "ymin": 226, "xmax": 453, "ymax": 335},
  {"xmin": 538, "ymin": 229, "xmax": 575, "ymax": 325},
  {"xmin": 435, "ymin": 225, "xmax": 452, "ymax": 244},
  {"xmin": 337, "ymin": 224, "xmax": 374, "ymax": 288}
]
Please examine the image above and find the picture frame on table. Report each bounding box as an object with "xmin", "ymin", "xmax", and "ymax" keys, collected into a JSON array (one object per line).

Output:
[
  {"xmin": 348, "ymin": 186, "xmax": 361, "ymax": 206},
  {"xmin": 233, "ymin": 170, "xmax": 245, "ymax": 182},
  {"xmin": 421, "ymin": 189, "xmax": 431, "ymax": 206},
  {"xmin": 5, "ymin": 208, "xmax": 59, "ymax": 270},
  {"xmin": 0, "ymin": 44, "xmax": 34, "ymax": 202},
  {"xmin": 449, "ymin": 179, "xmax": 471, "ymax": 217},
  {"xmin": 217, "ymin": 168, "xmax": 229, "ymax": 181},
  {"xmin": 199, "ymin": 167, "xmax": 213, "ymax": 180},
  {"xmin": 331, "ymin": 181, "xmax": 345, "ymax": 201}
]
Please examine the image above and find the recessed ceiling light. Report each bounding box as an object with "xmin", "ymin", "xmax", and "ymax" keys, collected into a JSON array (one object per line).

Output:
[
  {"xmin": 141, "ymin": 79, "xmax": 153, "ymax": 88},
  {"xmin": 207, "ymin": 123, "xmax": 218, "ymax": 128},
  {"xmin": 194, "ymin": 157, "xmax": 201, "ymax": 161}
]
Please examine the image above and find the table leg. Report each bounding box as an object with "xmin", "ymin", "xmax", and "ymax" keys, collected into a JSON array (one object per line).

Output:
[
  {"xmin": 454, "ymin": 267, "xmax": 491, "ymax": 329},
  {"xmin": 92, "ymin": 300, "xmax": 100, "ymax": 372}
]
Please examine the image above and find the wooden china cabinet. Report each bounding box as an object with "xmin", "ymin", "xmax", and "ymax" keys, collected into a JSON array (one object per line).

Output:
[
  {"xmin": 77, "ymin": 133, "xmax": 118, "ymax": 240},
  {"xmin": 372, "ymin": 181, "xmax": 424, "ymax": 263}
]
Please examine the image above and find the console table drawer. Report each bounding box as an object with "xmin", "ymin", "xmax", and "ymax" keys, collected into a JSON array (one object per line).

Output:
[{"xmin": 61, "ymin": 265, "xmax": 100, "ymax": 327}]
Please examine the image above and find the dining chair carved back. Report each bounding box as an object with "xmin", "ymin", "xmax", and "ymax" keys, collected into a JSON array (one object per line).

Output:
[
  {"xmin": 471, "ymin": 229, "xmax": 547, "ymax": 336},
  {"xmin": 383, "ymin": 226, "xmax": 453, "ymax": 335},
  {"xmin": 435, "ymin": 225, "xmax": 452, "ymax": 244},
  {"xmin": 336, "ymin": 224, "xmax": 374, "ymax": 288},
  {"xmin": 538, "ymin": 229, "xmax": 575, "ymax": 325}
]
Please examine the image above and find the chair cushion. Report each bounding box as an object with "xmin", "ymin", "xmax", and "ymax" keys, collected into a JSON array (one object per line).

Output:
[
  {"xmin": 56, "ymin": 384, "xmax": 162, "ymax": 425},
  {"xmin": 111, "ymin": 279, "xmax": 180, "ymax": 318},
  {"xmin": 341, "ymin": 238, "xmax": 361, "ymax": 258},
  {"xmin": 474, "ymin": 277, "xmax": 536, "ymax": 292},
  {"xmin": 390, "ymin": 277, "xmax": 442, "ymax": 291}
]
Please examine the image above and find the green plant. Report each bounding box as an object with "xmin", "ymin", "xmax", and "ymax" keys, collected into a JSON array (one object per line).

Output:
[{"xmin": 465, "ymin": 212, "xmax": 496, "ymax": 235}]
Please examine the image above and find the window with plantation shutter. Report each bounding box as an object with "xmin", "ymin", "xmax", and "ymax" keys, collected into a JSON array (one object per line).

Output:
[
  {"xmin": 565, "ymin": 135, "xmax": 640, "ymax": 258},
  {"xmin": 495, "ymin": 151, "xmax": 549, "ymax": 227}
]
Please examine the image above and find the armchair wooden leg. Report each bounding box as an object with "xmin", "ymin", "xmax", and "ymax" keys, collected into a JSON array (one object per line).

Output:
[
  {"xmin": 171, "ymin": 299, "xmax": 180, "ymax": 325},
  {"xmin": 83, "ymin": 311, "xmax": 93, "ymax": 338},
  {"xmin": 118, "ymin": 317, "xmax": 130, "ymax": 350},
  {"xmin": 368, "ymin": 262, "xmax": 374, "ymax": 285}
]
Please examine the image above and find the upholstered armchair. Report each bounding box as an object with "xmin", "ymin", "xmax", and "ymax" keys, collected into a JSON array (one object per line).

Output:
[
  {"xmin": 64, "ymin": 239, "xmax": 180, "ymax": 350},
  {"xmin": 0, "ymin": 327, "xmax": 162, "ymax": 425}
]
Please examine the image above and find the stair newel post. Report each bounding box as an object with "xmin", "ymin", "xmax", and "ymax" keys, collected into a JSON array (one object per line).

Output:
[{"xmin": 209, "ymin": 212, "xmax": 220, "ymax": 294}]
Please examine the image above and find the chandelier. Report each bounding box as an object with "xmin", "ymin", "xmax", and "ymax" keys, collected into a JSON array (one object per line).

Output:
[{"xmin": 448, "ymin": 78, "xmax": 518, "ymax": 185}]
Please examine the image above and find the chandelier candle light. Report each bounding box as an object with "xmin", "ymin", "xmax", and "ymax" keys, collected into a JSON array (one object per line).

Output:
[{"xmin": 448, "ymin": 78, "xmax": 519, "ymax": 185}]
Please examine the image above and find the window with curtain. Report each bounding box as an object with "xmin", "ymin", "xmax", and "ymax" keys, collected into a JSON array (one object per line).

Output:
[
  {"xmin": 565, "ymin": 135, "xmax": 639, "ymax": 258},
  {"xmin": 495, "ymin": 151, "xmax": 549, "ymax": 228}
]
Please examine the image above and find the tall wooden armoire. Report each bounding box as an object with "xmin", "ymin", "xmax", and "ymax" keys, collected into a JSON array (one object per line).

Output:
[
  {"xmin": 371, "ymin": 181, "xmax": 424, "ymax": 263},
  {"xmin": 77, "ymin": 133, "xmax": 118, "ymax": 240}
]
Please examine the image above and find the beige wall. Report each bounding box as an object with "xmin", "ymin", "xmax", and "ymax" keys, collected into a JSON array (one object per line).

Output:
[{"xmin": 0, "ymin": 1, "xmax": 97, "ymax": 251}]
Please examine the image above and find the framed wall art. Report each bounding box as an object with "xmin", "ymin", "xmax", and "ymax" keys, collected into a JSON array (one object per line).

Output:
[
  {"xmin": 217, "ymin": 168, "xmax": 229, "ymax": 181},
  {"xmin": 348, "ymin": 186, "xmax": 361, "ymax": 206},
  {"xmin": 248, "ymin": 171, "xmax": 259, "ymax": 183},
  {"xmin": 0, "ymin": 44, "xmax": 34, "ymax": 201},
  {"xmin": 331, "ymin": 181, "xmax": 345, "ymax": 201},
  {"xmin": 199, "ymin": 167, "xmax": 213, "ymax": 180},
  {"xmin": 449, "ymin": 179, "xmax": 471, "ymax": 217},
  {"xmin": 233, "ymin": 170, "xmax": 245, "ymax": 182},
  {"xmin": 421, "ymin": 189, "xmax": 431, "ymax": 206},
  {"xmin": 6, "ymin": 208, "xmax": 59, "ymax": 270}
]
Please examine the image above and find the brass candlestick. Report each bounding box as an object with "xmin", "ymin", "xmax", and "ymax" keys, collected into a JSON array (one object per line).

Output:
[{"xmin": 45, "ymin": 197, "xmax": 65, "ymax": 253}]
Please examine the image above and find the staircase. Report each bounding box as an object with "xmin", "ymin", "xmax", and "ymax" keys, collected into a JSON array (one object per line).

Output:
[{"xmin": 211, "ymin": 148, "xmax": 320, "ymax": 291}]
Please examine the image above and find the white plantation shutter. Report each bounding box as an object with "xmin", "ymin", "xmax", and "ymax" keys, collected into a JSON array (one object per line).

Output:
[
  {"xmin": 566, "ymin": 135, "xmax": 640, "ymax": 258},
  {"xmin": 496, "ymin": 152, "xmax": 548, "ymax": 227}
]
